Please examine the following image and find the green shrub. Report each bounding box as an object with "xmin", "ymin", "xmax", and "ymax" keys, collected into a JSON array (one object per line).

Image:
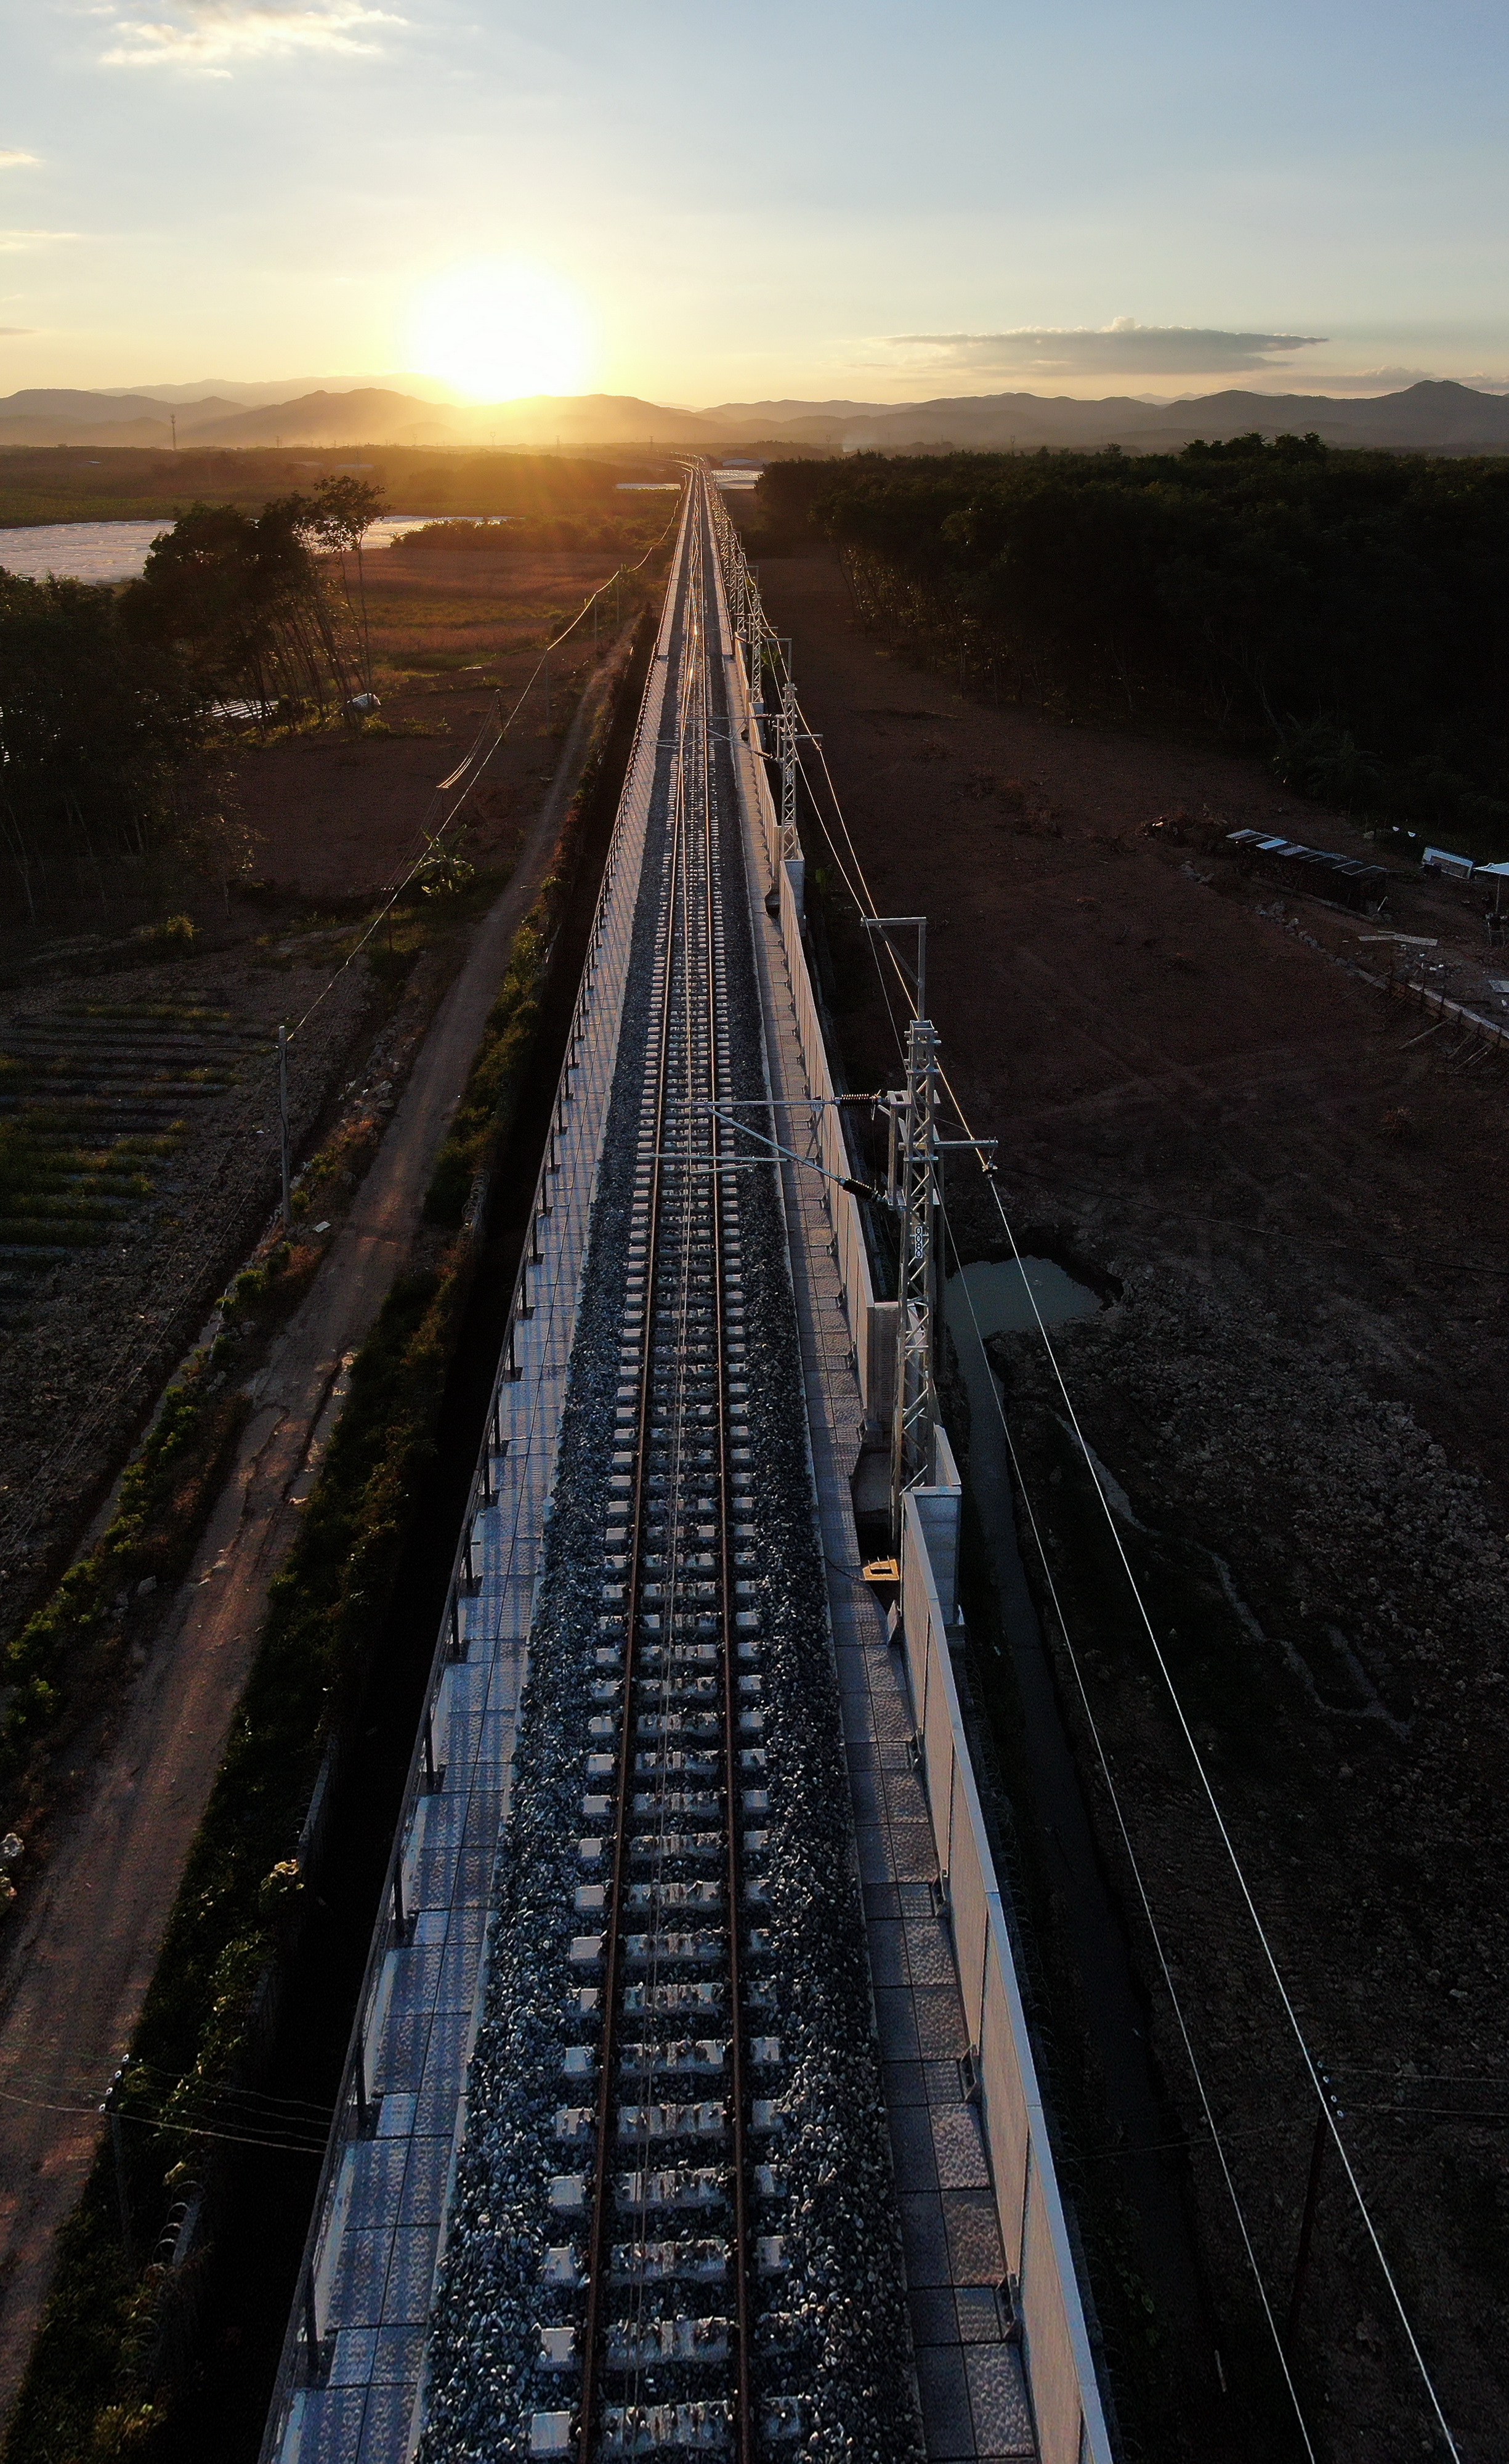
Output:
[
  {"xmin": 0, "ymin": 1354, "xmax": 246, "ymax": 1778},
  {"xmin": 134, "ymin": 915, "xmax": 197, "ymax": 950}
]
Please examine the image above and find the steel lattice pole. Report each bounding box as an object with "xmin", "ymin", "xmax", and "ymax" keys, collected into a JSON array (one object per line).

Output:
[
  {"xmin": 891, "ymin": 1014, "xmax": 941, "ymax": 1538},
  {"xmin": 779, "ymin": 671, "xmax": 799, "ymax": 865}
]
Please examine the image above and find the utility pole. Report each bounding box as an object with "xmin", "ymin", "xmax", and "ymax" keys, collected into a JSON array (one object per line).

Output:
[
  {"xmin": 855, "ymin": 894, "xmax": 999, "ymax": 1550},
  {"xmin": 723, "ymin": 519, "xmax": 764, "ymax": 758},
  {"xmin": 889, "ymin": 1010, "xmax": 942, "ymax": 1538},
  {"xmin": 278, "ymin": 1023, "xmax": 292, "ymax": 1232},
  {"xmin": 747, "ymin": 572, "xmax": 764, "ymax": 753},
  {"xmin": 861, "ymin": 915, "xmax": 937, "ymax": 1540},
  {"xmin": 355, "ymin": 528, "xmax": 373, "ymax": 695},
  {"xmin": 101, "ymin": 2067, "xmax": 134, "ymax": 2260},
  {"xmin": 730, "ymin": 532, "xmax": 747, "ymax": 644},
  {"xmin": 777, "ymin": 662, "xmax": 801, "ymax": 868}
]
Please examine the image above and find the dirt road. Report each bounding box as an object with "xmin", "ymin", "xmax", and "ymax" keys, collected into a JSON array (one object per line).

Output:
[{"xmin": 0, "ymin": 635, "xmax": 628, "ymax": 2421}]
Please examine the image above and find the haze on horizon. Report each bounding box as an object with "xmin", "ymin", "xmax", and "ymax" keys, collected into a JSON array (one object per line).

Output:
[{"xmin": 3, "ymin": 0, "xmax": 1508, "ymax": 410}]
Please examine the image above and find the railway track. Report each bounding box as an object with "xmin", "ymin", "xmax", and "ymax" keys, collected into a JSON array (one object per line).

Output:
[
  {"xmin": 263, "ymin": 455, "xmax": 1099, "ymax": 2464},
  {"xmin": 418, "ymin": 471, "xmax": 916, "ymax": 2464},
  {"xmin": 564, "ymin": 499, "xmax": 765, "ymax": 2460}
]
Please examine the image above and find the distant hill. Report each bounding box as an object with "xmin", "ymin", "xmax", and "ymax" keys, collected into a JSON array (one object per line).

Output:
[
  {"xmin": 18, "ymin": 387, "xmax": 729, "ymax": 449},
  {"xmin": 0, "ymin": 387, "xmax": 243, "ymax": 447},
  {"xmin": 460, "ymin": 393, "xmax": 725, "ymax": 447},
  {"xmin": 700, "ymin": 399, "xmax": 903, "ymax": 427},
  {"xmin": 169, "ymin": 389, "xmax": 732, "ymax": 448},
  {"xmin": 702, "ymin": 380, "xmax": 1509, "ymax": 453},
  {"xmin": 180, "ymin": 388, "xmax": 469, "ymax": 446},
  {"xmin": 4, "ymin": 378, "xmax": 1509, "ymax": 455},
  {"xmin": 104, "ymin": 373, "xmax": 463, "ymax": 407}
]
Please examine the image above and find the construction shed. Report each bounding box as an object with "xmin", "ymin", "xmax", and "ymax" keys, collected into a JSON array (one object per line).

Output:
[{"xmin": 1226, "ymin": 829, "xmax": 1389, "ymax": 912}]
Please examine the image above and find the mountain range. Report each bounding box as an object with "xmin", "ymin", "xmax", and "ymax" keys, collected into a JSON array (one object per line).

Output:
[{"xmin": 4, "ymin": 378, "xmax": 1509, "ymax": 454}]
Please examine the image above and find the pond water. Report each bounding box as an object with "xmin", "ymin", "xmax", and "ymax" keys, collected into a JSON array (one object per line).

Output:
[
  {"xmin": 946, "ymin": 1255, "xmax": 1101, "ymax": 1342},
  {"xmin": 0, "ymin": 514, "xmax": 437, "ymax": 585}
]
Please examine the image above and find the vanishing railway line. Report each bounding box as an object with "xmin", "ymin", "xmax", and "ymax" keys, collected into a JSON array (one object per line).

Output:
[
  {"xmin": 269, "ymin": 472, "xmax": 931, "ymax": 2464},
  {"xmin": 411, "ymin": 471, "xmax": 880, "ymax": 2464},
  {"xmin": 570, "ymin": 501, "xmax": 762, "ymax": 2460}
]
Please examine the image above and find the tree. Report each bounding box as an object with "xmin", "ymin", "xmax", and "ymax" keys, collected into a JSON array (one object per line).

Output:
[
  {"xmin": 126, "ymin": 498, "xmax": 362, "ymax": 721},
  {"xmin": 788, "ymin": 444, "xmax": 1509, "ymax": 843},
  {"xmin": 0, "ymin": 572, "xmax": 217, "ymax": 925},
  {"xmin": 293, "ymin": 475, "xmax": 387, "ymax": 695}
]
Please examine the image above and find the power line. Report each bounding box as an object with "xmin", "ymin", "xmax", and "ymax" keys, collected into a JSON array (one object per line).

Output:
[
  {"xmin": 718, "ymin": 515, "xmax": 1463, "ymax": 2456},
  {"xmin": 973, "ymin": 1167, "xmax": 1462, "ymax": 2460},
  {"xmin": 0, "ymin": 2077, "xmax": 326, "ymax": 2160},
  {"xmin": 942, "ymin": 1218, "xmax": 1320, "ymax": 2459},
  {"xmin": 286, "ymin": 498, "xmax": 682, "ymax": 1046},
  {"xmin": 0, "ymin": 498, "xmax": 687, "ymax": 1563}
]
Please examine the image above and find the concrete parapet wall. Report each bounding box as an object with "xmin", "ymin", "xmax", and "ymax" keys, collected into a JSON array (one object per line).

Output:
[
  {"xmin": 720, "ymin": 586, "xmax": 1114, "ymax": 2464},
  {"xmin": 258, "ymin": 492, "xmax": 694, "ymax": 2464},
  {"xmin": 900, "ymin": 1486, "xmax": 1114, "ymax": 2464},
  {"xmin": 772, "ymin": 835, "xmax": 891, "ymax": 1424}
]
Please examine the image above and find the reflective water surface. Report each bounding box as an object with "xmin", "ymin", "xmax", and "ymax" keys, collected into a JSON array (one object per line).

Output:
[
  {"xmin": 947, "ymin": 1254, "xmax": 1101, "ymax": 1341},
  {"xmin": 0, "ymin": 514, "xmax": 435, "ymax": 584}
]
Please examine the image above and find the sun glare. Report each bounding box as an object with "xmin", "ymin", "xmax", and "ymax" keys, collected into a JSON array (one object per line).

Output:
[{"xmin": 408, "ymin": 262, "xmax": 592, "ymax": 403}]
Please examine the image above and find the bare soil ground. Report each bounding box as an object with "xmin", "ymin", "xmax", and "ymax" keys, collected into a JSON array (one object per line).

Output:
[
  {"xmin": 0, "ymin": 546, "xmax": 628, "ymax": 1647},
  {"xmin": 758, "ymin": 546, "xmax": 1508, "ymax": 2463},
  {"xmin": 0, "ymin": 616, "xmax": 639, "ymax": 2422},
  {"xmin": 231, "ymin": 542, "xmax": 626, "ymax": 896}
]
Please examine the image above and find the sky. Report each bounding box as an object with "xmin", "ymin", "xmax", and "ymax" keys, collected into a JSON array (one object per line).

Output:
[{"xmin": 3, "ymin": 0, "xmax": 1509, "ymax": 405}]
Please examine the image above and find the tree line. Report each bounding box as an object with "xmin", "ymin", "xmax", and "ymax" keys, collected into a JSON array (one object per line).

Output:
[
  {"xmin": 754, "ymin": 440, "xmax": 1509, "ymax": 848},
  {"xmin": 0, "ymin": 444, "xmax": 644, "ymax": 529},
  {"xmin": 0, "ymin": 476, "xmax": 382, "ymax": 930}
]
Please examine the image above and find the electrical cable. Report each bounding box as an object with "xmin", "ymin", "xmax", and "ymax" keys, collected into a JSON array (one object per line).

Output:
[
  {"xmin": 942, "ymin": 1220, "xmax": 1320, "ymax": 2457},
  {"xmin": 0, "ymin": 498, "xmax": 687, "ymax": 1561},
  {"xmin": 703, "ymin": 503, "xmax": 912, "ymax": 1061},
  {"xmin": 0, "ymin": 2077, "xmax": 326, "ymax": 2158},
  {"xmin": 286, "ymin": 496, "xmax": 684, "ymax": 1045},
  {"xmin": 972, "ymin": 1167, "xmax": 1462, "ymax": 2460},
  {"xmin": 1067, "ymin": 2099, "xmax": 1509, "ymax": 2170},
  {"xmin": 718, "ymin": 508, "xmax": 1463, "ymax": 2457}
]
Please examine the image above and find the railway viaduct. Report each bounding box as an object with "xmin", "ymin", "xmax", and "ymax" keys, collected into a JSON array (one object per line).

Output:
[{"xmin": 258, "ymin": 468, "xmax": 1112, "ymax": 2464}]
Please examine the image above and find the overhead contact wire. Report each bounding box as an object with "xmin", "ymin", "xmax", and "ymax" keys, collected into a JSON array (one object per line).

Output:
[{"xmin": 726, "ymin": 503, "xmax": 1462, "ymax": 2457}]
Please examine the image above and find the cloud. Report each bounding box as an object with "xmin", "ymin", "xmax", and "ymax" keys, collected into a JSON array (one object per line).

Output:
[
  {"xmin": 100, "ymin": 1, "xmax": 403, "ymax": 71},
  {"xmin": 1228, "ymin": 365, "xmax": 1509, "ymax": 397},
  {"xmin": 888, "ymin": 320, "xmax": 1328, "ymax": 379},
  {"xmin": 0, "ymin": 152, "xmax": 39, "ymax": 170},
  {"xmin": 0, "ymin": 326, "xmax": 35, "ymax": 336},
  {"xmin": 0, "ymin": 231, "xmax": 81, "ymax": 252},
  {"xmin": 1231, "ymin": 363, "xmax": 1434, "ymax": 394}
]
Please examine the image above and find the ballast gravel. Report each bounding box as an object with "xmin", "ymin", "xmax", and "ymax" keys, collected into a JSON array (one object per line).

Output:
[{"xmin": 418, "ymin": 663, "xmax": 921, "ymax": 2463}]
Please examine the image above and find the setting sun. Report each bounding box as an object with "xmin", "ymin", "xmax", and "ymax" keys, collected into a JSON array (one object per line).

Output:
[{"xmin": 407, "ymin": 261, "xmax": 592, "ymax": 403}]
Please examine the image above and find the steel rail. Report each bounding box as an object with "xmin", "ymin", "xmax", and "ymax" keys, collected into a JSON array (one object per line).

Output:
[
  {"xmin": 576, "ymin": 549, "xmax": 691, "ymax": 2462},
  {"xmin": 574, "ymin": 472, "xmax": 757, "ymax": 2463},
  {"xmin": 692, "ymin": 476, "xmax": 754, "ymax": 2464}
]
